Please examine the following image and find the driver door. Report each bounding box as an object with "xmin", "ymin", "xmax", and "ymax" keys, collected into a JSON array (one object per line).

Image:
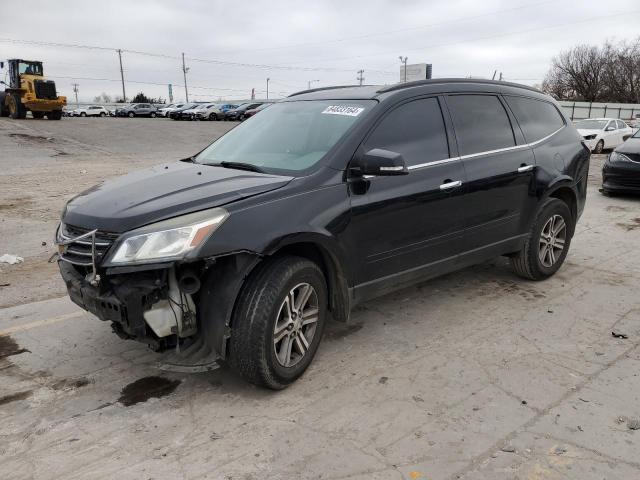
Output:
[{"xmin": 348, "ymin": 97, "xmax": 466, "ymax": 297}]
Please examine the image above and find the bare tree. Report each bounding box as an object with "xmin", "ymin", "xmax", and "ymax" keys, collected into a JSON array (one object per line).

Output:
[{"xmin": 543, "ymin": 38, "xmax": 640, "ymax": 103}]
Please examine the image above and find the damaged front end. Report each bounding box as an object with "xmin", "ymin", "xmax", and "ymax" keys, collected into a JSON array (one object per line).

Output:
[{"xmin": 54, "ymin": 208, "xmax": 253, "ymax": 371}]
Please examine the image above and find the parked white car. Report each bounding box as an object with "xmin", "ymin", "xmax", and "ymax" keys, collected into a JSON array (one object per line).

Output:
[
  {"xmin": 74, "ymin": 105, "xmax": 109, "ymax": 117},
  {"xmin": 193, "ymin": 103, "xmax": 221, "ymax": 120},
  {"xmin": 157, "ymin": 103, "xmax": 184, "ymax": 117},
  {"xmin": 576, "ymin": 118, "xmax": 633, "ymax": 153}
]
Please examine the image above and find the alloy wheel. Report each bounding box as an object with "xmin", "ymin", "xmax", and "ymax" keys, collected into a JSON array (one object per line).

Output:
[
  {"xmin": 539, "ymin": 214, "xmax": 566, "ymax": 267},
  {"xmin": 273, "ymin": 283, "xmax": 319, "ymax": 367}
]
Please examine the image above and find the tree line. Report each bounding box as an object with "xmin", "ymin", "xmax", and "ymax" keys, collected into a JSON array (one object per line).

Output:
[{"xmin": 543, "ymin": 38, "xmax": 640, "ymax": 103}]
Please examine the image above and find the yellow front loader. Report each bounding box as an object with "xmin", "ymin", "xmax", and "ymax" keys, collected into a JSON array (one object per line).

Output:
[{"xmin": 0, "ymin": 59, "xmax": 66, "ymax": 120}]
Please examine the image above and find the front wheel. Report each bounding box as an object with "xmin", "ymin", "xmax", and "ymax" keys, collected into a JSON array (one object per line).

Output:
[
  {"xmin": 150, "ymin": 112, "xmax": 156, "ymax": 118},
  {"xmin": 510, "ymin": 198, "xmax": 573, "ymax": 280},
  {"xmin": 100, "ymin": 112, "xmax": 106, "ymax": 117},
  {"xmin": 229, "ymin": 256, "xmax": 327, "ymax": 389},
  {"xmin": 128, "ymin": 112, "xmax": 135, "ymax": 118},
  {"xmin": 208, "ymin": 113, "xmax": 217, "ymax": 121},
  {"xmin": 593, "ymin": 140, "xmax": 604, "ymax": 154}
]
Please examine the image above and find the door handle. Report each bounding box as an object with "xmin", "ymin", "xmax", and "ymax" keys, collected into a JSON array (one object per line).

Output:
[
  {"xmin": 517, "ymin": 164, "xmax": 534, "ymax": 173},
  {"xmin": 439, "ymin": 180, "xmax": 462, "ymax": 191}
]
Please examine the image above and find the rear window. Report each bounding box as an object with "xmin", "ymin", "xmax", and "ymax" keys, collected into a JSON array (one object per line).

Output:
[
  {"xmin": 504, "ymin": 96, "xmax": 564, "ymax": 143},
  {"xmin": 446, "ymin": 95, "xmax": 515, "ymax": 156}
]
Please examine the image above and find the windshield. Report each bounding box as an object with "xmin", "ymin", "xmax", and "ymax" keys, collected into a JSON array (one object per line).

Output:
[
  {"xmin": 576, "ymin": 119, "xmax": 608, "ymax": 130},
  {"xmin": 18, "ymin": 61, "xmax": 43, "ymax": 76},
  {"xmin": 196, "ymin": 100, "xmax": 375, "ymax": 174}
]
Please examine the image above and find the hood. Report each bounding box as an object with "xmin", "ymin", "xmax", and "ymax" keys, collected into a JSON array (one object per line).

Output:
[
  {"xmin": 63, "ymin": 161, "xmax": 293, "ymax": 233},
  {"xmin": 615, "ymin": 137, "xmax": 640, "ymax": 154},
  {"xmin": 576, "ymin": 128, "xmax": 602, "ymax": 137}
]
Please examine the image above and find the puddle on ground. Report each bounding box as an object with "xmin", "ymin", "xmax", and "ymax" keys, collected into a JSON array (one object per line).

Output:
[
  {"xmin": 324, "ymin": 323, "xmax": 363, "ymax": 340},
  {"xmin": 118, "ymin": 376, "xmax": 181, "ymax": 407},
  {"xmin": 0, "ymin": 390, "xmax": 32, "ymax": 406},
  {"xmin": 50, "ymin": 377, "xmax": 91, "ymax": 391},
  {"xmin": 0, "ymin": 336, "xmax": 30, "ymax": 359},
  {"xmin": 617, "ymin": 218, "xmax": 640, "ymax": 231},
  {"xmin": 8, "ymin": 133, "xmax": 54, "ymax": 143}
]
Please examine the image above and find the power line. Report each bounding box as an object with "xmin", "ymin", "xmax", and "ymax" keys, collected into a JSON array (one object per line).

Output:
[
  {"xmin": 280, "ymin": 9, "xmax": 640, "ymax": 66},
  {"xmin": 212, "ymin": 0, "xmax": 556, "ymax": 55}
]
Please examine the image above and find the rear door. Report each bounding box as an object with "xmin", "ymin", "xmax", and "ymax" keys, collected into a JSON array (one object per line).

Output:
[
  {"xmin": 349, "ymin": 96, "xmax": 467, "ymax": 289},
  {"xmin": 444, "ymin": 93, "xmax": 537, "ymax": 254}
]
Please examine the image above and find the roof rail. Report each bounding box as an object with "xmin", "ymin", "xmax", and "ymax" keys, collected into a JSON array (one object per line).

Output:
[
  {"xmin": 288, "ymin": 85, "xmax": 369, "ymax": 97},
  {"xmin": 376, "ymin": 78, "xmax": 541, "ymax": 94}
]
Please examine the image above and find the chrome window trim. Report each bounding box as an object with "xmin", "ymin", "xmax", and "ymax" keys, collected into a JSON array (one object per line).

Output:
[{"xmin": 406, "ymin": 125, "xmax": 565, "ymax": 171}]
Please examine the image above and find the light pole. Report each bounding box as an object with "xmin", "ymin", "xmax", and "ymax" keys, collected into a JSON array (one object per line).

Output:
[
  {"xmin": 182, "ymin": 53, "xmax": 190, "ymax": 102},
  {"xmin": 266, "ymin": 77, "xmax": 270, "ymax": 100},
  {"xmin": 399, "ymin": 56, "xmax": 408, "ymax": 83},
  {"xmin": 307, "ymin": 79, "xmax": 319, "ymax": 90}
]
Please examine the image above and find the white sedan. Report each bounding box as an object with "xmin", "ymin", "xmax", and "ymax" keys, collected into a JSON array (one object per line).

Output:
[
  {"xmin": 73, "ymin": 105, "xmax": 109, "ymax": 117},
  {"xmin": 576, "ymin": 118, "xmax": 633, "ymax": 154}
]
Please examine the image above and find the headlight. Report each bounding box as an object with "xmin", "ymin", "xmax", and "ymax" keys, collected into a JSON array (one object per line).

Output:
[
  {"xmin": 583, "ymin": 134, "xmax": 597, "ymax": 140},
  {"xmin": 108, "ymin": 207, "xmax": 228, "ymax": 264},
  {"xmin": 609, "ymin": 151, "xmax": 632, "ymax": 163}
]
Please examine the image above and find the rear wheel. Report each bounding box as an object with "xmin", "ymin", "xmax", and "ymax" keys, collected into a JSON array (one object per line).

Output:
[
  {"xmin": 8, "ymin": 94, "xmax": 27, "ymax": 119},
  {"xmin": 594, "ymin": 140, "xmax": 604, "ymax": 154},
  {"xmin": 80, "ymin": 112, "xmax": 87, "ymax": 117},
  {"xmin": 46, "ymin": 110, "xmax": 62, "ymax": 120},
  {"xmin": 32, "ymin": 111, "xmax": 45, "ymax": 119},
  {"xmin": 128, "ymin": 111, "xmax": 135, "ymax": 118},
  {"xmin": 510, "ymin": 198, "xmax": 573, "ymax": 280},
  {"xmin": 150, "ymin": 112, "xmax": 156, "ymax": 118},
  {"xmin": 228, "ymin": 256, "xmax": 327, "ymax": 389},
  {"xmin": 208, "ymin": 112, "xmax": 217, "ymax": 121},
  {"xmin": 100, "ymin": 112, "xmax": 106, "ymax": 117}
]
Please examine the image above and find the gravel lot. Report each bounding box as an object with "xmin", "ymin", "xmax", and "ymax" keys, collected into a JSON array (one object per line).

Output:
[{"xmin": 1, "ymin": 117, "xmax": 640, "ymax": 480}]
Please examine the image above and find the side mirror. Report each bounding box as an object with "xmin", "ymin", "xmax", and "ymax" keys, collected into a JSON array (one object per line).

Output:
[
  {"xmin": 605, "ymin": 126, "xmax": 615, "ymax": 131},
  {"xmin": 352, "ymin": 148, "xmax": 409, "ymax": 176}
]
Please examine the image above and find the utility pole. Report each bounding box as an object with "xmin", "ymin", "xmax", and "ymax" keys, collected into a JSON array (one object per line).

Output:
[
  {"xmin": 399, "ymin": 56, "xmax": 408, "ymax": 83},
  {"xmin": 307, "ymin": 79, "xmax": 319, "ymax": 90},
  {"xmin": 492, "ymin": 70, "xmax": 497, "ymax": 80},
  {"xmin": 117, "ymin": 49, "xmax": 126, "ymax": 102},
  {"xmin": 357, "ymin": 69, "xmax": 365, "ymax": 86},
  {"xmin": 266, "ymin": 77, "xmax": 270, "ymax": 100},
  {"xmin": 182, "ymin": 53, "xmax": 190, "ymax": 102},
  {"xmin": 499, "ymin": 72, "xmax": 503, "ymax": 81},
  {"xmin": 72, "ymin": 83, "xmax": 79, "ymax": 107}
]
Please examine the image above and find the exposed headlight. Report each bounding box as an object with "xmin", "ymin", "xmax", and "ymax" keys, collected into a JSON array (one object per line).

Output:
[
  {"xmin": 108, "ymin": 208, "xmax": 228, "ymax": 264},
  {"xmin": 609, "ymin": 151, "xmax": 632, "ymax": 163},
  {"xmin": 583, "ymin": 134, "xmax": 597, "ymax": 140}
]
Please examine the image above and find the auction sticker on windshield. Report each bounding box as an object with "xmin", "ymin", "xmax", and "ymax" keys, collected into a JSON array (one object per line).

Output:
[{"xmin": 321, "ymin": 105, "xmax": 365, "ymax": 116}]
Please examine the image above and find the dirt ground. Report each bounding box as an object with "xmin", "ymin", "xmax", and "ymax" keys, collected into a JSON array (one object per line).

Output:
[
  {"xmin": 0, "ymin": 116, "xmax": 235, "ymax": 307},
  {"xmin": 1, "ymin": 116, "xmax": 640, "ymax": 480}
]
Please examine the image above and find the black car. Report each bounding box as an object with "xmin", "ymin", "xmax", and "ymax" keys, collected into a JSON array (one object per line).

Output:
[
  {"xmin": 55, "ymin": 79, "xmax": 589, "ymax": 389},
  {"xmin": 602, "ymin": 128, "xmax": 640, "ymax": 195},
  {"xmin": 169, "ymin": 103, "xmax": 200, "ymax": 120},
  {"xmin": 224, "ymin": 102, "xmax": 263, "ymax": 121}
]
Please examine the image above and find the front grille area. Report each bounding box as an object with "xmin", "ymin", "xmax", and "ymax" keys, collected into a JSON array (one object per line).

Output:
[
  {"xmin": 58, "ymin": 224, "xmax": 119, "ymax": 266},
  {"xmin": 34, "ymin": 79, "xmax": 57, "ymax": 100}
]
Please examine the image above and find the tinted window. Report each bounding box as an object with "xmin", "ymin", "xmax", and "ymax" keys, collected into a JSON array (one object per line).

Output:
[
  {"xmin": 364, "ymin": 98, "xmax": 449, "ymax": 166},
  {"xmin": 504, "ymin": 96, "xmax": 564, "ymax": 142},
  {"xmin": 447, "ymin": 95, "xmax": 515, "ymax": 156}
]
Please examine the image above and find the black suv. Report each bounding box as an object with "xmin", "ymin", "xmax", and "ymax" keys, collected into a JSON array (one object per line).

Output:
[{"xmin": 55, "ymin": 79, "xmax": 589, "ymax": 389}]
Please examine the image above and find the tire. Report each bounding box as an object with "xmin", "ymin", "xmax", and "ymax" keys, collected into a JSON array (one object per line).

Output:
[
  {"xmin": 128, "ymin": 112, "xmax": 134, "ymax": 118},
  {"xmin": 228, "ymin": 256, "xmax": 327, "ymax": 389},
  {"xmin": 8, "ymin": 94, "xmax": 27, "ymax": 119},
  {"xmin": 150, "ymin": 112, "xmax": 156, "ymax": 118},
  {"xmin": 80, "ymin": 112, "xmax": 87, "ymax": 117},
  {"xmin": 46, "ymin": 110, "xmax": 62, "ymax": 120},
  {"xmin": 0, "ymin": 92, "xmax": 7, "ymax": 117},
  {"xmin": 32, "ymin": 111, "xmax": 45, "ymax": 119},
  {"xmin": 510, "ymin": 198, "xmax": 574, "ymax": 281},
  {"xmin": 100, "ymin": 112, "xmax": 106, "ymax": 117},
  {"xmin": 594, "ymin": 140, "xmax": 604, "ymax": 154},
  {"xmin": 208, "ymin": 113, "xmax": 217, "ymax": 121}
]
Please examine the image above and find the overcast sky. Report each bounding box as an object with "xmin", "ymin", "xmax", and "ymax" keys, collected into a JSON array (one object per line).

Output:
[{"xmin": 2, "ymin": 0, "xmax": 639, "ymax": 102}]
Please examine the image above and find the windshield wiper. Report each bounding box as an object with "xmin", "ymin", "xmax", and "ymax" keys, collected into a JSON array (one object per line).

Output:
[{"xmin": 217, "ymin": 161, "xmax": 265, "ymax": 173}]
